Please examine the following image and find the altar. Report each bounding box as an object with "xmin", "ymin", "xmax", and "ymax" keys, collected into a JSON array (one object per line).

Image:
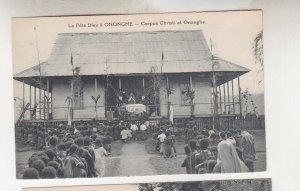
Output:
[{"xmin": 123, "ymin": 104, "xmax": 146, "ymax": 114}]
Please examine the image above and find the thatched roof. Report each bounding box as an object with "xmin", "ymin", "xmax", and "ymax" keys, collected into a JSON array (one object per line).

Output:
[{"xmin": 14, "ymin": 30, "xmax": 249, "ymax": 86}]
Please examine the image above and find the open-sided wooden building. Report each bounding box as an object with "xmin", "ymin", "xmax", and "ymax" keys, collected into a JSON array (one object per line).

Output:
[{"xmin": 14, "ymin": 30, "xmax": 249, "ymax": 126}]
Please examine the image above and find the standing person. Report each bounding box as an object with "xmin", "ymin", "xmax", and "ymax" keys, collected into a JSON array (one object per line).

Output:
[
  {"xmin": 240, "ymin": 131, "xmax": 257, "ymax": 160},
  {"xmin": 188, "ymin": 140, "xmax": 198, "ymax": 174},
  {"xmin": 140, "ymin": 122, "xmax": 147, "ymax": 140},
  {"xmin": 120, "ymin": 128, "xmax": 128, "ymax": 143},
  {"xmin": 170, "ymin": 131, "xmax": 177, "ymax": 157},
  {"xmin": 94, "ymin": 138, "xmax": 108, "ymax": 177},
  {"xmin": 181, "ymin": 146, "xmax": 192, "ymax": 174},
  {"xmin": 163, "ymin": 131, "xmax": 173, "ymax": 158},
  {"xmin": 195, "ymin": 138, "xmax": 215, "ymax": 173},
  {"xmin": 103, "ymin": 133, "xmax": 113, "ymax": 154},
  {"xmin": 214, "ymin": 139, "xmax": 249, "ymax": 173},
  {"xmin": 157, "ymin": 130, "xmax": 166, "ymax": 155},
  {"xmin": 153, "ymin": 130, "xmax": 160, "ymax": 151},
  {"xmin": 130, "ymin": 122, "xmax": 138, "ymax": 140}
]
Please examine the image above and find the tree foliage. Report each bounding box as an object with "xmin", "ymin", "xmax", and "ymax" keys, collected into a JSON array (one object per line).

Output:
[
  {"xmin": 253, "ymin": 30, "xmax": 264, "ymax": 84},
  {"xmin": 138, "ymin": 179, "xmax": 271, "ymax": 191}
]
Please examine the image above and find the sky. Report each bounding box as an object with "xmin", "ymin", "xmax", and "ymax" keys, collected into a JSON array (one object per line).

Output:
[{"xmin": 12, "ymin": 11, "xmax": 263, "ymax": 107}]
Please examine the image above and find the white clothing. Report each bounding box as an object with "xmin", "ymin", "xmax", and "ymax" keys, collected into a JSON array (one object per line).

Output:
[
  {"xmin": 94, "ymin": 147, "xmax": 108, "ymax": 177},
  {"xmin": 158, "ymin": 133, "xmax": 166, "ymax": 142},
  {"xmin": 127, "ymin": 129, "xmax": 132, "ymax": 138},
  {"xmin": 140, "ymin": 124, "xmax": 147, "ymax": 131},
  {"xmin": 130, "ymin": 124, "xmax": 138, "ymax": 131},
  {"xmin": 120, "ymin": 130, "xmax": 128, "ymax": 139},
  {"xmin": 227, "ymin": 138, "xmax": 236, "ymax": 145},
  {"xmin": 145, "ymin": 121, "xmax": 150, "ymax": 128}
]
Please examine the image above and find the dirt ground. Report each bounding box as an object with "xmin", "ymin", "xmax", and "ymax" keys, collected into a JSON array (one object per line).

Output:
[{"xmin": 16, "ymin": 129, "xmax": 266, "ymax": 178}]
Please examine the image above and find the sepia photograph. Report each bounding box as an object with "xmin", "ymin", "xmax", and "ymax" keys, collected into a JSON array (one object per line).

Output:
[
  {"xmin": 12, "ymin": 11, "xmax": 265, "ymax": 179},
  {"xmin": 23, "ymin": 179, "xmax": 272, "ymax": 191}
]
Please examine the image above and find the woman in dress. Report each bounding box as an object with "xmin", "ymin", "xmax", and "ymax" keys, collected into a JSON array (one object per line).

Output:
[{"xmin": 94, "ymin": 138, "xmax": 108, "ymax": 177}]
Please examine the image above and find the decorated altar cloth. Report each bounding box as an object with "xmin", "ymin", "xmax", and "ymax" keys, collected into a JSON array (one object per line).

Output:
[{"xmin": 124, "ymin": 104, "xmax": 146, "ymax": 114}]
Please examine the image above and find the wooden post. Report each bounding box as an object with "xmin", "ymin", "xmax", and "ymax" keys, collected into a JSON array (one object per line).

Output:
[
  {"xmin": 227, "ymin": 82, "xmax": 230, "ymax": 113},
  {"xmin": 189, "ymin": 75, "xmax": 193, "ymax": 89},
  {"xmin": 50, "ymin": 82, "xmax": 52, "ymax": 118},
  {"xmin": 94, "ymin": 77, "xmax": 98, "ymax": 119},
  {"xmin": 166, "ymin": 75, "xmax": 170, "ymax": 118},
  {"xmin": 142, "ymin": 76, "xmax": 145, "ymax": 101},
  {"xmin": 71, "ymin": 78, "xmax": 74, "ymax": 118},
  {"xmin": 238, "ymin": 77, "xmax": 242, "ymax": 117},
  {"xmin": 95, "ymin": 78, "xmax": 98, "ymax": 94},
  {"xmin": 223, "ymin": 84, "xmax": 226, "ymax": 114},
  {"xmin": 231, "ymin": 80, "xmax": 235, "ymax": 114},
  {"xmin": 219, "ymin": 86, "xmax": 222, "ymax": 114},
  {"xmin": 29, "ymin": 85, "xmax": 32, "ymax": 119},
  {"xmin": 166, "ymin": 76, "xmax": 169, "ymax": 88},
  {"xmin": 43, "ymin": 89, "xmax": 46, "ymax": 120},
  {"xmin": 47, "ymin": 79, "xmax": 50, "ymax": 120},
  {"xmin": 39, "ymin": 87, "xmax": 42, "ymax": 120},
  {"xmin": 22, "ymin": 81, "xmax": 25, "ymax": 120},
  {"xmin": 155, "ymin": 76, "xmax": 158, "ymax": 116},
  {"xmin": 34, "ymin": 87, "xmax": 36, "ymax": 120},
  {"xmin": 142, "ymin": 77, "xmax": 145, "ymax": 89},
  {"xmin": 189, "ymin": 74, "xmax": 194, "ymax": 117},
  {"xmin": 22, "ymin": 81, "xmax": 25, "ymax": 110}
]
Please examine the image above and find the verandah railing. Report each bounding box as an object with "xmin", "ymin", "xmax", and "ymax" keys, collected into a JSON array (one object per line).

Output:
[{"xmin": 16, "ymin": 102, "xmax": 264, "ymax": 130}]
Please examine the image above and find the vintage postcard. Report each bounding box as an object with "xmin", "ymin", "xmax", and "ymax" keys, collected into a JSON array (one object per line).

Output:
[
  {"xmin": 12, "ymin": 10, "xmax": 265, "ymax": 179},
  {"xmin": 23, "ymin": 179, "xmax": 272, "ymax": 191}
]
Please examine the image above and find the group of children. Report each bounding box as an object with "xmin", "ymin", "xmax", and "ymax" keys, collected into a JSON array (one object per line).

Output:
[
  {"xmin": 120, "ymin": 121, "xmax": 149, "ymax": 143},
  {"xmin": 21, "ymin": 123, "xmax": 114, "ymax": 179},
  {"xmin": 181, "ymin": 128, "xmax": 256, "ymax": 174}
]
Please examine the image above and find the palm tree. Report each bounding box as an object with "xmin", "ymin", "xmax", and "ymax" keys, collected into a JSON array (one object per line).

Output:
[
  {"xmin": 163, "ymin": 83, "xmax": 174, "ymax": 118},
  {"xmin": 91, "ymin": 95, "xmax": 101, "ymax": 119},
  {"xmin": 253, "ymin": 30, "xmax": 264, "ymax": 84},
  {"xmin": 183, "ymin": 87, "xmax": 195, "ymax": 116}
]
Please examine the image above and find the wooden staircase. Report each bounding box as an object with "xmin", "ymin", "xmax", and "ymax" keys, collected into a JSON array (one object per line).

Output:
[{"xmin": 15, "ymin": 103, "xmax": 30, "ymax": 126}]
